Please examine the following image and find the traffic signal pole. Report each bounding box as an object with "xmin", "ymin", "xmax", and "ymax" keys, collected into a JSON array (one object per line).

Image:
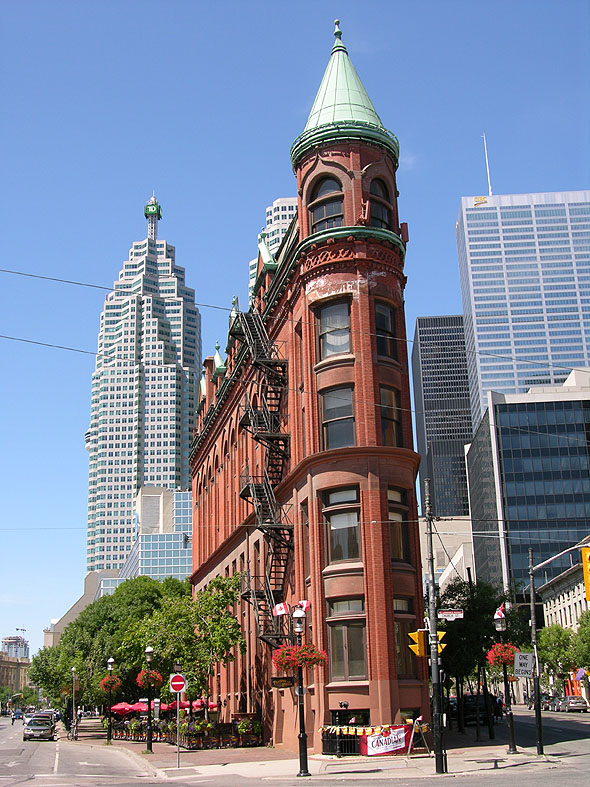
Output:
[{"xmin": 425, "ymin": 479, "xmax": 445, "ymax": 774}]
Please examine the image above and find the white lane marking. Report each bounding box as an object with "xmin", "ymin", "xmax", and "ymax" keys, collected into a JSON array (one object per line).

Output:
[
  {"xmin": 4, "ymin": 762, "xmax": 17, "ymax": 768},
  {"xmin": 53, "ymin": 739, "xmax": 59, "ymax": 773},
  {"xmin": 78, "ymin": 761, "xmax": 104, "ymax": 766}
]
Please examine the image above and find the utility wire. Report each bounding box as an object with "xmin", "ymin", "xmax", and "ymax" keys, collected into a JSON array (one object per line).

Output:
[{"xmin": 1, "ymin": 266, "xmax": 589, "ymax": 375}]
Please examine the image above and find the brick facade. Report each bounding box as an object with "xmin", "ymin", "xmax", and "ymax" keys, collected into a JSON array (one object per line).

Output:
[{"xmin": 190, "ymin": 32, "xmax": 427, "ymax": 753}]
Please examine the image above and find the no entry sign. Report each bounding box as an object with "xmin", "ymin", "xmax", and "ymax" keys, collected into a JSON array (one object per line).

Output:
[{"xmin": 169, "ymin": 673, "xmax": 187, "ymax": 693}]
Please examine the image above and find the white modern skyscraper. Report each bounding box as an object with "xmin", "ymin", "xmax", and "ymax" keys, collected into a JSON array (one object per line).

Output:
[
  {"xmin": 457, "ymin": 190, "xmax": 590, "ymax": 427},
  {"xmin": 248, "ymin": 197, "xmax": 297, "ymax": 300},
  {"xmin": 85, "ymin": 197, "xmax": 201, "ymax": 571}
]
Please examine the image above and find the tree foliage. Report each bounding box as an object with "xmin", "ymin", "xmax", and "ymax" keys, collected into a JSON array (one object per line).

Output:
[
  {"xmin": 571, "ymin": 611, "xmax": 590, "ymax": 669},
  {"xmin": 537, "ymin": 624, "xmax": 576, "ymax": 677},
  {"xmin": 29, "ymin": 576, "xmax": 213, "ymax": 707}
]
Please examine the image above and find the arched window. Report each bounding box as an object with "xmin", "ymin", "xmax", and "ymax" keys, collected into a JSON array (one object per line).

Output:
[
  {"xmin": 309, "ymin": 177, "xmax": 344, "ymax": 234},
  {"xmin": 369, "ymin": 179, "xmax": 392, "ymax": 230}
]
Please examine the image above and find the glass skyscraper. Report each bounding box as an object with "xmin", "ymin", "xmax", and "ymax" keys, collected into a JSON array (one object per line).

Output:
[
  {"xmin": 85, "ymin": 198, "xmax": 201, "ymax": 571},
  {"xmin": 457, "ymin": 190, "xmax": 590, "ymax": 429},
  {"xmin": 466, "ymin": 371, "xmax": 590, "ymax": 594},
  {"xmin": 411, "ymin": 315, "xmax": 472, "ymax": 516}
]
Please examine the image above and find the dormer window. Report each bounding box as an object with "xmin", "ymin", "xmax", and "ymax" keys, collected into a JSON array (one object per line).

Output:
[
  {"xmin": 309, "ymin": 177, "xmax": 344, "ymax": 233},
  {"xmin": 369, "ymin": 179, "xmax": 392, "ymax": 230}
]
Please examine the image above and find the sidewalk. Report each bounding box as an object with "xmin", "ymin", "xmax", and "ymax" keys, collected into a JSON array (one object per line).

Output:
[{"xmin": 69, "ymin": 712, "xmax": 560, "ymax": 781}]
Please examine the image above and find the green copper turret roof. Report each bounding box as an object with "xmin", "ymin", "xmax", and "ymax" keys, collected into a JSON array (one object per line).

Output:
[{"xmin": 291, "ymin": 20, "xmax": 398, "ymax": 169}]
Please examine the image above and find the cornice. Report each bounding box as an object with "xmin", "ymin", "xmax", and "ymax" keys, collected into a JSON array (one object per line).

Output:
[{"xmin": 290, "ymin": 121, "xmax": 399, "ymax": 171}]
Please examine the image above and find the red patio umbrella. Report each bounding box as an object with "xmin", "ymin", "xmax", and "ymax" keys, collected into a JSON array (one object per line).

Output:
[
  {"xmin": 167, "ymin": 700, "xmax": 190, "ymax": 710},
  {"xmin": 192, "ymin": 699, "xmax": 218, "ymax": 710},
  {"xmin": 159, "ymin": 703, "xmax": 169, "ymax": 712},
  {"xmin": 110, "ymin": 702, "xmax": 133, "ymax": 715},
  {"xmin": 129, "ymin": 701, "xmax": 148, "ymax": 712}
]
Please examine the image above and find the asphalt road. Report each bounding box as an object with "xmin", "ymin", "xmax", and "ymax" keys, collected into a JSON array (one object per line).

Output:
[
  {"xmin": 0, "ymin": 716, "xmax": 151, "ymax": 786},
  {"xmin": 0, "ymin": 708, "xmax": 588, "ymax": 786}
]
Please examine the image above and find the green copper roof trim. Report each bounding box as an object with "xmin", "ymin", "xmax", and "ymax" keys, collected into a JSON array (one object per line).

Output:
[
  {"xmin": 212, "ymin": 342, "xmax": 227, "ymax": 380},
  {"xmin": 291, "ymin": 20, "xmax": 398, "ymax": 168},
  {"xmin": 261, "ymin": 225, "xmax": 406, "ymax": 320},
  {"xmin": 291, "ymin": 120, "xmax": 399, "ymax": 169}
]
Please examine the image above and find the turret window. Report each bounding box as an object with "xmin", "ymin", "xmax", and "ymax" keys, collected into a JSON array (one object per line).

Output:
[
  {"xmin": 317, "ymin": 300, "xmax": 351, "ymax": 359},
  {"xmin": 375, "ymin": 301, "xmax": 397, "ymax": 359},
  {"xmin": 309, "ymin": 177, "xmax": 344, "ymax": 233},
  {"xmin": 369, "ymin": 179, "xmax": 393, "ymax": 230},
  {"xmin": 320, "ymin": 386, "xmax": 355, "ymax": 449}
]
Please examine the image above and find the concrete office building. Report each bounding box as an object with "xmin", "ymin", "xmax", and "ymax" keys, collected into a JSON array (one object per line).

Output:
[
  {"xmin": 412, "ymin": 315, "xmax": 472, "ymax": 516},
  {"xmin": 457, "ymin": 190, "xmax": 590, "ymax": 428},
  {"xmin": 466, "ymin": 370, "xmax": 590, "ymax": 595},
  {"xmin": 85, "ymin": 198, "xmax": 201, "ymax": 571},
  {"xmin": 191, "ymin": 23, "xmax": 426, "ymax": 753}
]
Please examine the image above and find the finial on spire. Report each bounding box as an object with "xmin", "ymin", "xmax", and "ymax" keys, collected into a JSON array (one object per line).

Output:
[
  {"xmin": 334, "ymin": 19, "xmax": 342, "ymax": 39},
  {"xmin": 144, "ymin": 195, "xmax": 162, "ymax": 240}
]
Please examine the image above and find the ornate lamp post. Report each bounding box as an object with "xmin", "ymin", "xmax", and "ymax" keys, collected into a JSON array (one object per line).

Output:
[
  {"xmin": 145, "ymin": 646, "xmax": 154, "ymax": 753},
  {"xmin": 493, "ymin": 613, "xmax": 517, "ymax": 754},
  {"xmin": 292, "ymin": 608, "xmax": 310, "ymax": 778},
  {"xmin": 107, "ymin": 657, "xmax": 114, "ymax": 744}
]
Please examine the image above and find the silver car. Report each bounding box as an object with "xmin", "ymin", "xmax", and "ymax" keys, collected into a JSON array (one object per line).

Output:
[
  {"xmin": 23, "ymin": 718, "xmax": 56, "ymax": 741},
  {"xmin": 561, "ymin": 695, "xmax": 588, "ymax": 712}
]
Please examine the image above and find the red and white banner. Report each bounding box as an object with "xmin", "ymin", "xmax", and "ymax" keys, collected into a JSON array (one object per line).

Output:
[
  {"xmin": 360, "ymin": 724, "xmax": 411, "ymax": 756},
  {"xmin": 272, "ymin": 602, "xmax": 289, "ymax": 617},
  {"xmin": 494, "ymin": 602, "xmax": 505, "ymax": 619},
  {"xmin": 297, "ymin": 600, "xmax": 311, "ymax": 612}
]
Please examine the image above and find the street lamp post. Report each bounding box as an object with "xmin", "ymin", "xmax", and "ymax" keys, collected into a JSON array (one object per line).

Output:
[
  {"xmin": 107, "ymin": 657, "xmax": 114, "ymax": 744},
  {"xmin": 493, "ymin": 615, "xmax": 517, "ymax": 754},
  {"xmin": 145, "ymin": 646, "xmax": 154, "ymax": 753},
  {"xmin": 292, "ymin": 608, "xmax": 310, "ymax": 778}
]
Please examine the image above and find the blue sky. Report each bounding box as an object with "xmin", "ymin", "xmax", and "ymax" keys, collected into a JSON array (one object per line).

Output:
[{"xmin": 1, "ymin": 1, "xmax": 588, "ymax": 657}]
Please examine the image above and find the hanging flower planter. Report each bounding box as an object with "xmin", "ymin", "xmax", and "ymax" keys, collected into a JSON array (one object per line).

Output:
[
  {"xmin": 272, "ymin": 643, "xmax": 328, "ymax": 671},
  {"xmin": 100, "ymin": 674, "xmax": 122, "ymax": 693},
  {"xmin": 487, "ymin": 642, "xmax": 519, "ymax": 667},
  {"xmin": 136, "ymin": 668, "xmax": 163, "ymax": 689}
]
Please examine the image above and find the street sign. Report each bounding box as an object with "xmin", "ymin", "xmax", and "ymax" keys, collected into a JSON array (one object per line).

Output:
[
  {"xmin": 437, "ymin": 609, "xmax": 464, "ymax": 620},
  {"xmin": 169, "ymin": 673, "xmax": 187, "ymax": 693},
  {"xmin": 514, "ymin": 652, "xmax": 534, "ymax": 678},
  {"xmin": 271, "ymin": 676, "xmax": 295, "ymax": 689}
]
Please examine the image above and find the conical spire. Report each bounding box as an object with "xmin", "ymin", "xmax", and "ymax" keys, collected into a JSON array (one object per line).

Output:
[
  {"xmin": 291, "ymin": 20, "xmax": 398, "ymax": 169},
  {"xmin": 304, "ymin": 20, "xmax": 384, "ymax": 131}
]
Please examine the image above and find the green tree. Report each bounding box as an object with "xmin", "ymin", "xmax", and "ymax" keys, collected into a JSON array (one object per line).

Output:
[
  {"xmin": 29, "ymin": 646, "xmax": 71, "ymax": 707},
  {"xmin": 537, "ymin": 624, "xmax": 576, "ymax": 688},
  {"xmin": 119, "ymin": 574, "xmax": 246, "ymax": 702},
  {"xmin": 571, "ymin": 611, "xmax": 590, "ymax": 669}
]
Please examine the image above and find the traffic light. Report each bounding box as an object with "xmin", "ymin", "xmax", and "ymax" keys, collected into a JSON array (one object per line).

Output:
[
  {"xmin": 408, "ymin": 630, "xmax": 426, "ymax": 657},
  {"xmin": 581, "ymin": 547, "xmax": 590, "ymax": 602},
  {"xmin": 437, "ymin": 631, "xmax": 446, "ymax": 653}
]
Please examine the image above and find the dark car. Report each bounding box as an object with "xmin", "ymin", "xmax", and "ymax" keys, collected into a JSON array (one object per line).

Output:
[
  {"xmin": 561, "ymin": 695, "xmax": 589, "ymax": 712},
  {"xmin": 447, "ymin": 695, "xmax": 488, "ymax": 725},
  {"xmin": 12, "ymin": 710, "xmax": 24, "ymax": 721},
  {"xmin": 23, "ymin": 718, "xmax": 56, "ymax": 741}
]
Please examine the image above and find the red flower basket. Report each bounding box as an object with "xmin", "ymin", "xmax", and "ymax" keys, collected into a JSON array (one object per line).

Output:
[
  {"xmin": 487, "ymin": 642, "xmax": 519, "ymax": 667},
  {"xmin": 136, "ymin": 669, "xmax": 163, "ymax": 689},
  {"xmin": 100, "ymin": 674, "xmax": 121, "ymax": 693},
  {"xmin": 272, "ymin": 643, "xmax": 328, "ymax": 672}
]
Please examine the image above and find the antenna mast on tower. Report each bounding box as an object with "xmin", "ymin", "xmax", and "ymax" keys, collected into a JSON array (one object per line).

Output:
[
  {"xmin": 144, "ymin": 195, "xmax": 162, "ymax": 240},
  {"xmin": 482, "ymin": 133, "xmax": 493, "ymax": 196}
]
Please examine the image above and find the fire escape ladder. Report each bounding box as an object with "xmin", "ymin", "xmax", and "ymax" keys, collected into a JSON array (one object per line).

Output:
[{"xmin": 232, "ymin": 307, "xmax": 292, "ymax": 649}]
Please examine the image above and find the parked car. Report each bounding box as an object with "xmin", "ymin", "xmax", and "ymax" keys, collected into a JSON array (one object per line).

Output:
[
  {"xmin": 561, "ymin": 695, "xmax": 589, "ymax": 712},
  {"xmin": 446, "ymin": 695, "xmax": 489, "ymax": 725},
  {"xmin": 23, "ymin": 711, "xmax": 36, "ymax": 724},
  {"xmin": 549, "ymin": 696, "xmax": 565, "ymax": 711},
  {"xmin": 23, "ymin": 718, "xmax": 56, "ymax": 741},
  {"xmin": 12, "ymin": 710, "xmax": 24, "ymax": 721}
]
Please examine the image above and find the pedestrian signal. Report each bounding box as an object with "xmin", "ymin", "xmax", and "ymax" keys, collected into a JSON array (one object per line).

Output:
[
  {"xmin": 581, "ymin": 547, "xmax": 590, "ymax": 602},
  {"xmin": 408, "ymin": 630, "xmax": 426, "ymax": 657},
  {"xmin": 437, "ymin": 631, "xmax": 446, "ymax": 653}
]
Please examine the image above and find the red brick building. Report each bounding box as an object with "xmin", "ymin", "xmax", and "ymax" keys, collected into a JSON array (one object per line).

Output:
[{"xmin": 190, "ymin": 22, "xmax": 428, "ymax": 752}]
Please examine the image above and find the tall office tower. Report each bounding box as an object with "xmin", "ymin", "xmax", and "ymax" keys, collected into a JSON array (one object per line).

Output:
[
  {"xmin": 248, "ymin": 197, "xmax": 297, "ymax": 300},
  {"xmin": 412, "ymin": 315, "xmax": 472, "ymax": 516},
  {"xmin": 466, "ymin": 370, "xmax": 590, "ymax": 595},
  {"xmin": 85, "ymin": 197, "xmax": 201, "ymax": 572},
  {"xmin": 457, "ymin": 190, "xmax": 590, "ymax": 429}
]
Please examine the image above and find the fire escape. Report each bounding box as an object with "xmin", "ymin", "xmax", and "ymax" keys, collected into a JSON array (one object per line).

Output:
[{"xmin": 229, "ymin": 308, "xmax": 292, "ymax": 649}]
